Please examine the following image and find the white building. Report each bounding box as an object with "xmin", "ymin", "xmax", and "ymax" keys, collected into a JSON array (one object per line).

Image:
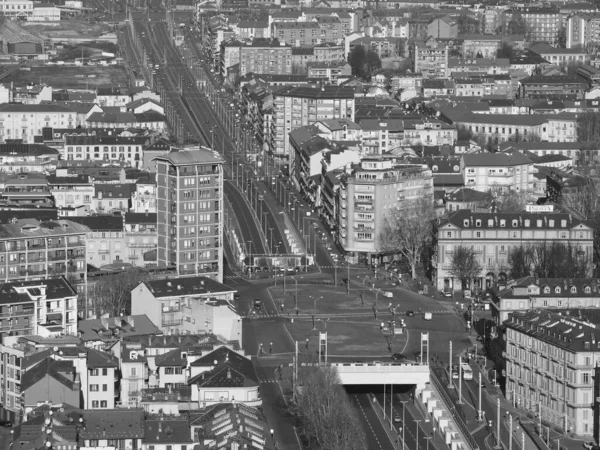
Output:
[
  {"xmin": 461, "ymin": 152, "xmax": 533, "ymax": 192},
  {"xmin": 0, "ymin": 104, "xmax": 76, "ymax": 143}
]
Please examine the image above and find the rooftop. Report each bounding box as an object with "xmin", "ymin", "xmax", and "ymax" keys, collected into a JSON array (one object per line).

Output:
[
  {"xmin": 144, "ymin": 419, "xmax": 194, "ymax": 444},
  {"xmin": 78, "ymin": 409, "xmax": 145, "ymax": 440},
  {"xmin": 78, "ymin": 315, "xmax": 161, "ymax": 342},
  {"xmin": 462, "ymin": 152, "xmax": 532, "ymax": 167},
  {"xmin": 153, "ymin": 149, "xmax": 225, "ymax": 166},
  {"xmin": 142, "ymin": 276, "xmax": 236, "ymax": 298}
]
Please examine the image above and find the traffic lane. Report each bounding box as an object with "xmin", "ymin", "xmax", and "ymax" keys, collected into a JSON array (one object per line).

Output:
[
  {"xmin": 373, "ymin": 390, "xmax": 420, "ymax": 450},
  {"xmin": 257, "ymin": 381, "xmax": 301, "ymax": 450},
  {"xmin": 242, "ymin": 318, "xmax": 294, "ymax": 356},
  {"xmin": 224, "ymin": 181, "xmax": 266, "ymax": 255},
  {"xmin": 352, "ymin": 393, "xmax": 396, "ymax": 450}
]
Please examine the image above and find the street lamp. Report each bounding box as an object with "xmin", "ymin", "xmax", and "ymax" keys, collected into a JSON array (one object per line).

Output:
[
  {"xmin": 424, "ymin": 436, "xmax": 433, "ymax": 450},
  {"xmin": 399, "ymin": 400, "xmax": 407, "ymax": 450},
  {"xmin": 414, "ymin": 419, "xmax": 422, "ymax": 449},
  {"xmin": 311, "ymin": 295, "xmax": 323, "ymax": 330}
]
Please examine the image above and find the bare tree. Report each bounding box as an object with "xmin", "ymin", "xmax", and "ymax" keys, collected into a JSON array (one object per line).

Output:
[
  {"xmin": 509, "ymin": 242, "xmax": 590, "ymax": 279},
  {"xmin": 291, "ymin": 365, "xmax": 367, "ymax": 450},
  {"xmin": 379, "ymin": 194, "xmax": 435, "ymax": 279},
  {"xmin": 448, "ymin": 246, "xmax": 482, "ymax": 290},
  {"xmin": 88, "ymin": 268, "xmax": 151, "ymax": 317}
]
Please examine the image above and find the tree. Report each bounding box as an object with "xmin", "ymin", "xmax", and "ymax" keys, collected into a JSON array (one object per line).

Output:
[
  {"xmin": 509, "ymin": 242, "xmax": 590, "ymax": 279},
  {"xmin": 348, "ymin": 45, "xmax": 382, "ymax": 81},
  {"xmin": 508, "ymin": 13, "xmax": 528, "ymax": 38},
  {"xmin": 379, "ymin": 194, "xmax": 435, "ymax": 279},
  {"xmin": 456, "ymin": 13, "xmax": 480, "ymax": 34},
  {"xmin": 88, "ymin": 268, "xmax": 151, "ymax": 317},
  {"xmin": 576, "ymin": 112, "xmax": 600, "ymax": 144},
  {"xmin": 291, "ymin": 365, "xmax": 367, "ymax": 450},
  {"xmin": 496, "ymin": 41, "xmax": 514, "ymax": 59},
  {"xmin": 448, "ymin": 246, "xmax": 482, "ymax": 290},
  {"xmin": 556, "ymin": 26, "xmax": 566, "ymax": 48},
  {"xmin": 492, "ymin": 189, "xmax": 535, "ymax": 212}
]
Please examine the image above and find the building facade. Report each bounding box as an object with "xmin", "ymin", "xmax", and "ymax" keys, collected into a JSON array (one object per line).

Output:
[
  {"xmin": 504, "ymin": 309, "xmax": 600, "ymax": 436},
  {"xmin": 155, "ymin": 150, "xmax": 224, "ymax": 281},
  {"xmin": 433, "ymin": 209, "xmax": 594, "ymax": 291},
  {"xmin": 337, "ymin": 158, "xmax": 433, "ymax": 260}
]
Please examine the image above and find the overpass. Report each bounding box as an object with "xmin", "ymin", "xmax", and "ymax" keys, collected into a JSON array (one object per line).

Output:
[{"xmin": 332, "ymin": 362, "xmax": 430, "ymax": 390}]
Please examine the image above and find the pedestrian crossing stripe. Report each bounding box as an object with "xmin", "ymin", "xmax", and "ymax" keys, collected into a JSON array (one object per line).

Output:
[{"xmin": 259, "ymin": 379, "xmax": 279, "ymax": 384}]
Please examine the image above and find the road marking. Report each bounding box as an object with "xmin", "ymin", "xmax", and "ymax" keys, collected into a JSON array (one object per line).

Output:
[{"xmin": 354, "ymin": 395, "xmax": 385, "ymax": 450}]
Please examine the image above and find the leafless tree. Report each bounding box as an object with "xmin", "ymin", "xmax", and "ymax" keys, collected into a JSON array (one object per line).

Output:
[
  {"xmin": 88, "ymin": 268, "xmax": 151, "ymax": 317},
  {"xmin": 448, "ymin": 246, "xmax": 483, "ymax": 290},
  {"xmin": 292, "ymin": 365, "xmax": 367, "ymax": 450},
  {"xmin": 379, "ymin": 194, "xmax": 435, "ymax": 279}
]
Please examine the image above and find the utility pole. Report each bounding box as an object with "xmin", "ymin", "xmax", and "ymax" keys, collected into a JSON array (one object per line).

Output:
[
  {"xmin": 509, "ymin": 414, "xmax": 513, "ymax": 450},
  {"xmin": 448, "ymin": 341, "xmax": 453, "ymax": 388},
  {"xmin": 458, "ymin": 356, "xmax": 463, "ymax": 404},
  {"xmin": 478, "ymin": 372, "xmax": 482, "ymax": 421},
  {"xmin": 497, "ymin": 397, "xmax": 501, "ymax": 448}
]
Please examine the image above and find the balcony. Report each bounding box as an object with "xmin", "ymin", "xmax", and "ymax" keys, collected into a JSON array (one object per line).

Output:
[
  {"xmin": 129, "ymin": 254, "xmax": 140, "ymax": 260},
  {"xmin": 162, "ymin": 319, "xmax": 183, "ymax": 327},
  {"xmin": 128, "ymin": 242, "xmax": 155, "ymax": 248},
  {"xmin": 67, "ymin": 239, "xmax": 85, "ymax": 247},
  {"xmin": 488, "ymin": 171, "xmax": 512, "ymax": 177},
  {"xmin": 354, "ymin": 203, "xmax": 373, "ymax": 211},
  {"xmin": 98, "ymin": 249, "xmax": 110, "ymax": 254}
]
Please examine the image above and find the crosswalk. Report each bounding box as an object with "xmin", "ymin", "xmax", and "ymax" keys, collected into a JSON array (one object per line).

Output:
[
  {"xmin": 224, "ymin": 274, "xmax": 247, "ymax": 284},
  {"xmin": 259, "ymin": 378, "xmax": 279, "ymax": 384},
  {"xmin": 245, "ymin": 309, "xmax": 279, "ymax": 319}
]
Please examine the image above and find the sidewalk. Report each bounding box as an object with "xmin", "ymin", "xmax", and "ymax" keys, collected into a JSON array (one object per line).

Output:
[{"xmin": 407, "ymin": 392, "xmax": 449, "ymax": 450}]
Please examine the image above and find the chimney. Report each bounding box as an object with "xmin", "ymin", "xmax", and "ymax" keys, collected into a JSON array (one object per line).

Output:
[
  {"xmin": 227, "ymin": 368, "xmax": 232, "ymax": 379},
  {"xmin": 127, "ymin": 316, "xmax": 135, "ymax": 328}
]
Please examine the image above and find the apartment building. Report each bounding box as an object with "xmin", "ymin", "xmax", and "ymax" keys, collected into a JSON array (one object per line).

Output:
[
  {"xmin": 508, "ymin": 7, "xmax": 561, "ymax": 43},
  {"xmin": 446, "ymin": 58, "xmax": 511, "ymax": 77},
  {"xmin": 86, "ymin": 348, "xmax": 119, "ymax": 409},
  {"xmin": 49, "ymin": 174, "xmax": 94, "ymax": 216},
  {"xmin": 0, "ymin": 104, "xmax": 76, "ymax": 144},
  {"xmin": 64, "ymin": 135, "xmax": 146, "ymax": 168},
  {"xmin": 460, "ymin": 34, "xmax": 502, "ymax": 59},
  {"xmin": 349, "ymin": 36, "xmax": 405, "ymax": 59},
  {"xmin": 461, "ymin": 152, "xmax": 533, "ymax": 193},
  {"xmin": 273, "ymin": 22, "xmax": 320, "ymax": 46},
  {"xmin": 131, "ymin": 276, "xmax": 240, "ymax": 341},
  {"xmin": 566, "ymin": 13, "xmax": 600, "ymax": 50},
  {"xmin": 499, "ymin": 142, "xmax": 582, "ymax": 163},
  {"xmin": 155, "ymin": 149, "xmax": 224, "ymax": 281},
  {"xmin": 414, "ymin": 38, "xmax": 449, "ymax": 78},
  {"xmin": 273, "ymin": 85, "xmax": 355, "ymax": 158},
  {"xmin": 427, "ymin": 16, "xmax": 458, "ymax": 39},
  {"xmin": 337, "ymin": 158, "xmax": 433, "ymax": 260},
  {"xmin": 520, "ymin": 76, "xmax": 589, "ymax": 100},
  {"xmin": 0, "ymin": 143, "xmax": 59, "ymax": 173},
  {"xmin": 452, "ymin": 75, "xmax": 513, "ymax": 98},
  {"xmin": 68, "ymin": 216, "xmax": 125, "ymax": 269},
  {"xmin": 0, "ymin": 277, "xmax": 78, "ymax": 344},
  {"xmin": 0, "ymin": 218, "xmax": 87, "ymax": 284},
  {"xmin": 433, "ymin": 209, "xmax": 594, "ymax": 291},
  {"xmin": 131, "ymin": 182, "xmax": 157, "ymax": 213},
  {"xmin": 402, "ymin": 118, "xmax": 457, "ymax": 146},
  {"xmin": 124, "ymin": 212, "xmax": 157, "ymax": 267},
  {"xmin": 0, "ymin": 172, "xmax": 53, "ymax": 207},
  {"xmin": 307, "ymin": 61, "xmax": 351, "ymax": 83},
  {"xmin": 504, "ymin": 309, "xmax": 600, "ymax": 436},
  {"xmin": 239, "ymin": 39, "xmax": 292, "ymax": 77}
]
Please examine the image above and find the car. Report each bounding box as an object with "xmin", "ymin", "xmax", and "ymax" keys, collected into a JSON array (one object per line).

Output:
[
  {"xmin": 0, "ymin": 420, "xmax": 12, "ymax": 427},
  {"xmin": 406, "ymin": 310, "xmax": 415, "ymax": 317},
  {"xmin": 391, "ymin": 353, "xmax": 407, "ymax": 361},
  {"xmin": 584, "ymin": 443, "xmax": 597, "ymax": 450},
  {"xmin": 234, "ymin": 293, "xmax": 241, "ymax": 300},
  {"xmin": 442, "ymin": 290, "xmax": 452, "ymax": 298},
  {"xmin": 393, "ymin": 415, "xmax": 402, "ymax": 423},
  {"xmin": 253, "ymin": 299, "xmax": 262, "ymax": 310}
]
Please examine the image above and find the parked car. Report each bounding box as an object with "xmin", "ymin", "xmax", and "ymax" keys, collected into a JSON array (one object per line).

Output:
[
  {"xmin": 392, "ymin": 353, "xmax": 407, "ymax": 361},
  {"xmin": 394, "ymin": 415, "xmax": 402, "ymax": 423},
  {"xmin": 234, "ymin": 293, "xmax": 241, "ymax": 300},
  {"xmin": 442, "ymin": 290, "xmax": 452, "ymax": 298},
  {"xmin": 406, "ymin": 310, "xmax": 415, "ymax": 317},
  {"xmin": 253, "ymin": 299, "xmax": 262, "ymax": 310},
  {"xmin": 0, "ymin": 420, "xmax": 12, "ymax": 427}
]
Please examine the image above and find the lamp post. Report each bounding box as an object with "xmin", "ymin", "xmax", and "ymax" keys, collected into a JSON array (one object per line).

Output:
[
  {"xmin": 399, "ymin": 400, "xmax": 407, "ymax": 450},
  {"xmin": 311, "ymin": 295, "xmax": 323, "ymax": 330},
  {"xmin": 414, "ymin": 419, "xmax": 422, "ymax": 449},
  {"xmin": 246, "ymin": 240, "xmax": 253, "ymax": 274},
  {"xmin": 424, "ymin": 436, "xmax": 433, "ymax": 450}
]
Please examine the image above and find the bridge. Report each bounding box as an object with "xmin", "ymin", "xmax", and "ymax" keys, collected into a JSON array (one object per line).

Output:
[{"xmin": 330, "ymin": 362, "xmax": 430, "ymax": 390}]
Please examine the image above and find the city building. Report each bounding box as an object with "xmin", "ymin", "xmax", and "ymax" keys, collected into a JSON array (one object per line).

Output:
[
  {"xmin": 22, "ymin": 358, "xmax": 80, "ymax": 415},
  {"xmin": 0, "ymin": 172, "xmax": 53, "ymax": 207},
  {"xmin": 508, "ymin": 7, "xmax": 561, "ymax": 43},
  {"xmin": 519, "ymin": 76, "xmax": 589, "ymax": 100},
  {"xmin": 78, "ymin": 315, "xmax": 161, "ymax": 348},
  {"xmin": 155, "ymin": 149, "xmax": 224, "ymax": 280},
  {"xmin": 306, "ymin": 61, "xmax": 351, "ymax": 84},
  {"xmin": 273, "ymin": 85, "xmax": 355, "ymax": 158},
  {"xmin": 68, "ymin": 216, "xmax": 125, "ymax": 269},
  {"xmin": 0, "ymin": 104, "xmax": 77, "ymax": 144},
  {"xmin": 459, "ymin": 34, "xmax": 502, "ymax": 59},
  {"xmin": 0, "ymin": 143, "xmax": 59, "ymax": 173},
  {"xmin": 337, "ymin": 158, "xmax": 433, "ymax": 262},
  {"xmin": 461, "ymin": 152, "xmax": 533, "ymax": 193},
  {"xmin": 124, "ymin": 212, "xmax": 157, "ymax": 267},
  {"xmin": 529, "ymin": 43, "xmax": 587, "ymax": 66},
  {"xmin": 92, "ymin": 183, "xmax": 135, "ymax": 215},
  {"xmin": 504, "ymin": 309, "xmax": 600, "ymax": 436},
  {"xmin": 63, "ymin": 135, "xmax": 147, "ymax": 168},
  {"xmin": 0, "ymin": 0, "xmax": 34, "ymax": 19},
  {"xmin": 402, "ymin": 118, "xmax": 457, "ymax": 146},
  {"xmin": 0, "ymin": 276, "xmax": 78, "ymax": 339},
  {"xmin": 414, "ymin": 38, "xmax": 449, "ymax": 78},
  {"xmin": 0, "ymin": 218, "xmax": 88, "ymax": 284},
  {"xmin": 48, "ymin": 174, "xmax": 94, "ymax": 216},
  {"xmin": 131, "ymin": 181, "xmax": 157, "ymax": 213},
  {"xmin": 433, "ymin": 209, "xmax": 594, "ymax": 291},
  {"xmin": 79, "ymin": 409, "xmax": 145, "ymax": 450},
  {"xmin": 566, "ymin": 13, "xmax": 600, "ymax": 49},
  {"xmin": 446, "ymin": 58, "xmax": 511, "ymax": 77},
  {"xmin": 238, "ymin": 39, "xmax": 292, "ymax": 77},
  {"xmin": 427, "ymin": 16, "xmax": 458, "ymax": 39},
  {"xmin": 273, "ymin": 22, "xmax": 320, "ymax": 47},
  {"xmin": 131, "ymin": 276, "xmax": 240, "ymax": 341}
]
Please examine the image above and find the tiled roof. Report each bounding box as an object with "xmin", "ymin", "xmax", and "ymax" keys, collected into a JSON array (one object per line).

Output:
[
  {"xmin": 0, "ymin": 103, "xmax": 74, "ymax": 113},
  {"xmin": 155, "ymin": 348, "xmax": 190, "ymax": 367},
  {"xmin": 68, "ymin": 215, "xmax": 123, "ymax": 232},
  {"xmin": 94, "ymin": 183, "xmax": 136, "ymax": 198},
  {"xmin": 0, "ymin": 277, "xmax": 77, "ymax": 305},
  {"xmin": 125, "ymin": 212, "xmax": 157, "ymax": 224},
  {"xmin": 439, "ymin": 208, "xmax": 593, "ymax": 230},
  {"xmin": 86, "ymin": 348, "xmax": 119, "ymax": 369},
  {"xmin": 188, "ymin": 347, "xmax": 258, "ymax": 387},
  {"xmin": 462, "ymin": 152, "xmax": 532, "ymax": 167},
  {"xmin": 123, "ymin": 334, "xmax": 236, "ymax": 350},
  {"xmin": 78, "ymin": 314, "xmax": 161, "ymax": 342},
  {"xmin": 78, "ymin": 410, "xmax": 145, "ymax": 440},
  {"xmin": 144, "ymin": 419, "xmax": 194, "ymax": 444},
  {"xmin": 21, "ymin": 358, "xmax": 77, "ymax": 391},
  {"xmin": 143, "ymin": 276, "xmax": 235, "ymax": 298}
]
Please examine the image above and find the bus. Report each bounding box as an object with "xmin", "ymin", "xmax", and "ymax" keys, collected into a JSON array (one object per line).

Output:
[{"xmin": 461, "ymin": 362, "xmax": 473, "ymax": 381}]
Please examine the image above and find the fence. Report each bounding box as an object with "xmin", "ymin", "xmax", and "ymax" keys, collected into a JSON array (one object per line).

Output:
[{"xmin": 429, "ymin": 367, "xmax": 480, "ymax": 450}]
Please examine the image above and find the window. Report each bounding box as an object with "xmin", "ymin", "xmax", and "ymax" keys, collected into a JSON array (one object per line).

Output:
[
  {"xmin": 555, "ymin": 287, "xmax": 561, "ymax": 294},
  {"xmin": 100, "ymin": 400, "xmax": 107, "ymax": 408},
  {"xmin": 476, "ymin": 232, "xmax": 481, "ymax": 238},
  {"xmin": 102, "ymin": 368, "xmax": 107, "ymax": 376},
  {"xmin": 102, "ymin": 384, "xmax": 108, "ymax": 391},
  {"xmin": 583, "ymin": 373, "xmax": 591, "ymax": 384},
  {"xmin": 91, "ymin": 400, "xmax": 99, "ymax": 408},
  {"xmin": 90, "ymin": 369, "xmax": 99, "ymax": 376},
  {"xmin": 500, "ymin": 219, "xmax": 506, "ymax": 227},
  {"xmin": 90, "ymin": 384, "xmax": 99, "ymax": 391}
]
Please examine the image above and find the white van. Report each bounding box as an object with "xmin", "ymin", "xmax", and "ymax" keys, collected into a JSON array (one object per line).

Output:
[
  {"xmin": 424, "ymin": 312, "xmax": 433, "ymax": 321},
  {"xmin": 383, "ymin": 291, "xmax": 393, "ymax": 298}
]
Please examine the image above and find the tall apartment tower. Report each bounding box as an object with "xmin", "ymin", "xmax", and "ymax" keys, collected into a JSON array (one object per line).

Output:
[{"xmin": 155, "ymin": 149, "xmax": 225, "ymax": 282}]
